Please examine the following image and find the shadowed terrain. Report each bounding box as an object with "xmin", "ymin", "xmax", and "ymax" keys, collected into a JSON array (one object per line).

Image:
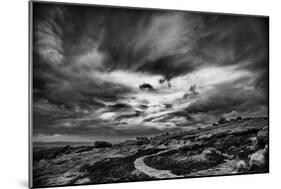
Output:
[{"xmin": 33, "ymin": 117, "xmax": 269, "ymax": 187}]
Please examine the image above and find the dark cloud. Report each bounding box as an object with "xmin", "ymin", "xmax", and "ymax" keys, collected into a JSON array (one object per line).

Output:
[
  {"xmin": 139, "ymin": 83, "xmax": 154, "ymax": 91},
  {"xmin": 32, "ymin": 2, "xmax": 268, "ymax": 141},
  {"xmin": 183, "ymin": 82, "xmax": 268, "ymax": 118},
  {"xmin": 33, "ymin": 4, "xmax": 133, "ymax": 110},
  {"xmin": 109, "ymin": 103, "xmax": 134, "ymax": 111},
  {"xmin": 183, "ymin": 84, "xmax": 199, "ymax": 99}
]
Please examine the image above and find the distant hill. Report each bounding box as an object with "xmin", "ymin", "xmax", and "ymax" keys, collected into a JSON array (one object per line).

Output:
[{"xmin": 33, "ymin": 141, "xmax": 95, "ymax": 148}]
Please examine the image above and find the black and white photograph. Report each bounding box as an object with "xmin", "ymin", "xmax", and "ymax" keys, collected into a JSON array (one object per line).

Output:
[{"xmin": 30, "ymin": 1, "xmax": 269, "ymax": 188}]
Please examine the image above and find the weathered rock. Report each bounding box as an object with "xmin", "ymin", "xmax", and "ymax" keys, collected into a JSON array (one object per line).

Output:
[
  {"xmin": 249, "ymin": 137, "xmax": 258, "ymax": 146},
  {"xmin": 238, "ymin": 149, "xmax": 248, "ymax": 159},
  {"xmin": 249, "ymin": 145, "xmax": 268, "ymax": 170},
  {"xmin": 237, "ymin": 160, "xmax": 247, "ymax": 172},
  {"xmin": 236, "ymin": 117, "xmax": 242, "ymax": 121},
  {"xmin": 202, "ymin": 148, "xmax": 225, "ymax": 162},
  {"xmin": 246, "ymin": 145, "xmax": 257, "ymax": 152},
  {"xmin": 196, "ymin": 134, "xmax": 212, "ymax": 141},
  {"xmin": 257, "ymin": 126, "xmax": 269, "ymax": 146},
  {"xmin": 218, "ymin": 118, "xmax": 227, "ymax": 124},
  {"xmin": 228, "ymin": 146, "xmax": 236, "ymax": 151},
  {"xmin": 136, "ymin": 137, "xmax": 150, "ymax": 145}
]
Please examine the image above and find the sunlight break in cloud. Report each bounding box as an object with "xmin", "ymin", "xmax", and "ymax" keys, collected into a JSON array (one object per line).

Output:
[{"xmin": 32, "ymin": 3, "xmax": 268, "ymax": 142}]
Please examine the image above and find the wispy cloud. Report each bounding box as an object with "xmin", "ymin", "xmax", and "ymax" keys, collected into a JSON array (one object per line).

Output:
[{"xmin": 32, "ymin": 3, "xmax": 268, "ymax": 142}]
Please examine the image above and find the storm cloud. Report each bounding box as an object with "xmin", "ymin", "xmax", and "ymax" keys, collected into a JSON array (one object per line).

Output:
[{"xmin": 32, "ymin": 2, "xmax": 268, "ymax": 142}]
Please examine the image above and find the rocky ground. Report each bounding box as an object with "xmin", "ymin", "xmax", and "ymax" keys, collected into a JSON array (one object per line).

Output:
[{"xmin": 33, "ymin": 117, "xmax": 269, "ymax": 188}]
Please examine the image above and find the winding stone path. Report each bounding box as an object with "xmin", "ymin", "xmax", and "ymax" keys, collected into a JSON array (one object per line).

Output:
[{"xmin": 134, "ymin": 149, "xmax": 183, "ymax": 179}]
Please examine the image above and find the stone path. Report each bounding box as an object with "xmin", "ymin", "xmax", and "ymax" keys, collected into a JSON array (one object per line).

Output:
[{"xmin": 134, "ymin": 149, "xmax": 183, "ymax": 179}]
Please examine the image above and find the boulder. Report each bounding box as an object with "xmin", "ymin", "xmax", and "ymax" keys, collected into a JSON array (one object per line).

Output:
[
  {"xmin": 197, "ymin": 134, "xmax": 212, "ymax": 141},
  {"xmin": 257, "ymin": 126, "xmax": 269, "ymax": 146},
  {"xmin": 237, "ymin": 160, "xmax": 247, "ymax": 172},
  {"xmin": 249, "ymin": 145, "xmax": 268, "ymax": 170},
  {"xmin": 246, "ymin": 145, "xmax": 257, "ymax": 152},
  {"xmin": 249, "ymin": 137, "xmax": 258, "ymax": 146},
  {"xmin": 218, "ymin": 118, "xmax": 227, "ymax": 124},
  {"xmin": 236, "ymin": 117, "xmax": 242, "ymax": 121},
  {"xmin": 202, "ymin": 148, "xmax": 225, "ymax": 163}
]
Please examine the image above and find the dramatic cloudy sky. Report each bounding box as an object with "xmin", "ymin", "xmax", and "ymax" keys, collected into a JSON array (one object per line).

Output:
[{"xmin": 32, "ymin": 2, "xmax": 269, "ymax": 143}]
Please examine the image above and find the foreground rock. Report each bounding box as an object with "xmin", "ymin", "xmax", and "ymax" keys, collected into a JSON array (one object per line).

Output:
[
  {"xmin": 257, "ymin": 126, "xmax": 269, "ymax": 146},
  {"xmin": 249, "ymin": 145, "xmax": 269, "ymax": 171}
]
